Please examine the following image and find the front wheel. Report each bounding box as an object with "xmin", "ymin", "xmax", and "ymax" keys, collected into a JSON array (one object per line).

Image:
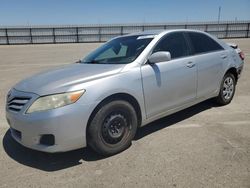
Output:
[
  {"xmin": 87, "ymin": 100, "xmax": 138, "ymax": 156},
  {"xmin": 215, "ymin": 73, "xmax": 236, "ymax": 105}
]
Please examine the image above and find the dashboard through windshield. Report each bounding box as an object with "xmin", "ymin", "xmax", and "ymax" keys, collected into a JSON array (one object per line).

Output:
[{"xmin": 81, "ymin": 35, "xmax": 154, "ymax": 64}]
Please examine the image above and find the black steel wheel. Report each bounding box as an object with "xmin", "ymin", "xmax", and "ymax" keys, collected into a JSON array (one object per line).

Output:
[
  {"xmin": 101, "ymin": 113, "xmax": 129, "ymax": 145},
  {"xmin": 88, "ymin": 100, "xmax": 138, "ymax": 156}
]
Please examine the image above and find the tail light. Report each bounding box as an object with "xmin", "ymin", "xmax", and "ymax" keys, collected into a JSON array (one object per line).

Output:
[{"xmin": 239, "ymin": 51, "xmax": 245, "ymax": 61}]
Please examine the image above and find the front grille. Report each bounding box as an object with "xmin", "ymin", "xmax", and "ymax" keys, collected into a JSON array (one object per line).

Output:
[{"xmin": 7, "ymin": 97, "xmax": 31, "ymax": 112}]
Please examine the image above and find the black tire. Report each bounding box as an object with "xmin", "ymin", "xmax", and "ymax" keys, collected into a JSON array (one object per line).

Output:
[
  {"xmin": 215, "ymin": 73, "xmax": 236, "ymax": 105},
  {"xmin": 87, "ymin": 100, "xmax": 138, "ymax": 156}
]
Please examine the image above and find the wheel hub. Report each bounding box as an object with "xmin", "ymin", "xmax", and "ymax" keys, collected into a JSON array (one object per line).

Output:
[
  {"xmin": 108, "ymin": 118, "xmax": 125, "ymax": 138},
  {"xmin": 102, "ymin": 113, "xmax": 128, "ymax": 144},
  {"xmin": 223, "ymin": 77, "xmax": 234, "ymax": 100}
]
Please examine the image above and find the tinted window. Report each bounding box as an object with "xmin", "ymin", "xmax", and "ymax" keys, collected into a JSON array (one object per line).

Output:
[
  {"xmin": 188, "ymin": 32, "xmax": 223, "ymax": 54},
  {"xmin": 153, "ymin": 32, "xmax": 190, "ymax": 59}
]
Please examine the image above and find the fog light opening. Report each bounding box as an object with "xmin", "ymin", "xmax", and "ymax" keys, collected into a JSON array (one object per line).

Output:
[{"xmin": 40, "ymin": 134, "xmax": 55, "ymax": 146}]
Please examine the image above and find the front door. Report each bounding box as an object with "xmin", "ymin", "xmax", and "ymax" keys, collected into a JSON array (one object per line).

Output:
[{"xmin": 141, "ymin": 32, "xmax": 197, "ymax": 118}]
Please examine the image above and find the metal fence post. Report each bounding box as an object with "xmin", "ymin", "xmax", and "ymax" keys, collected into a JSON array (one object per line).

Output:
[
  {"xmin": 120, "ymin": 26, "xmax": 123, "ymax": 35},
  {"xmin": 205, "ymin": 24, "xmax": 208, "ymax": 32},
  {"xmin": 225, "ymin": 23, "xmax": 229, "ymax": 38},
  {"xmin": 5, "ymin": 28, "xmax": 9, "ymax": 45},
  {"xmin": 30, "ymin": 28, "xmax": 33, "ymax": 44},
  {"xmin": 52, "ymin": 28, "xmax": 56, "ymax": 43},
  {"xmin": 76, "ymin": 27, "xmax": 79, "ymax": 43},
  {"xmin": 98, "ymin": 27, "xmax": 101, "ymax": 42},
  {"xmin": 247, "ymin": 23, "xmax": 250, "ymax": 38}
]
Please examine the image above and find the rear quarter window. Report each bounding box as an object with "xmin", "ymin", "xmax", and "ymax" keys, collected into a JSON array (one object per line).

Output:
[{"xmin": 188, "ymin": 32, "xmax": 224, "ymax": 54}]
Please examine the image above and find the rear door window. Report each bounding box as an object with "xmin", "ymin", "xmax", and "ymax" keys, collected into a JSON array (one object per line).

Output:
[{"xmin": 188, "ymin": 32, "xmax": 223, "ymax": 54}]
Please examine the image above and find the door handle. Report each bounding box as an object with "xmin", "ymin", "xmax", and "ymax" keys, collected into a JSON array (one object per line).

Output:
[
  {"xmin": 186, "ymin": 62, "xmax": 195, "ymax": 68},
  {"xmin": 221, "ymin": 54, "xmax": 227, "ymax": 59}
]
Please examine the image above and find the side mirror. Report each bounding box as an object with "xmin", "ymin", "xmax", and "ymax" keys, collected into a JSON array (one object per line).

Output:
[{"xmin": 148, "ymin": 51, "xmax": 171, "ymax": 64}]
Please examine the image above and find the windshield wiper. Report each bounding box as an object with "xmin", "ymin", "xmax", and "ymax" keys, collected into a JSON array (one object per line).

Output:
[
  {"xmin": 75, "ymin": 59, "xmax": 82, "ymax": 63},
  {"xmin": 81, "ymin": 60, "xmax": 100, "ymax": 64}
]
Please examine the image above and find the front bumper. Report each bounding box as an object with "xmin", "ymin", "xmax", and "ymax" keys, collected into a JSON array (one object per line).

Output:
[{"xmin": 5, "ymin": 89, "xmax": 98, "ymax": 153}]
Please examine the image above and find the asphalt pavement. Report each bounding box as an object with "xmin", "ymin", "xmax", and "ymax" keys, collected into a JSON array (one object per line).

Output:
[{"xmin": 0, "ymin": 39, "xmax": 249, "ymax": 188}]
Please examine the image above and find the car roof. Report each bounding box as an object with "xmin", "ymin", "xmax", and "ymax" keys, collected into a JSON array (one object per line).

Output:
[{"xmin": 125, "ymin": 29, "xmax": 207, "ymax": 37}]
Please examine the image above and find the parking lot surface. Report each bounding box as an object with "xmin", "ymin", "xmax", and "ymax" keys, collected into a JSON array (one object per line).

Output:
[{"xmin": 0, "ymin": 39, "xmax": 250, "ymax": 188}]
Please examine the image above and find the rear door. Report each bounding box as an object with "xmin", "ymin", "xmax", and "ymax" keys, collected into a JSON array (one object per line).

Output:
[{"xmin": 186, "ymin": 32, "xmax": 226, "ymax": 98}]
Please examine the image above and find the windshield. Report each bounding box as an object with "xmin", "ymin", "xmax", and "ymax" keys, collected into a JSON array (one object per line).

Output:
[{"xmin": 81, "ymin": 35, "xmax": 154, "ymax": 64}]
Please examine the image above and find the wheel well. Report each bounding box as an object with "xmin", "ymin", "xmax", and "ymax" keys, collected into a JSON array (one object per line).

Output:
[
  {"xmin": 86, "ymin": 93, "xmax": 142, "ymax": 141},
  {"xmin": 226, "ymin": 67, "xmax": 238, "ymax": 83}
]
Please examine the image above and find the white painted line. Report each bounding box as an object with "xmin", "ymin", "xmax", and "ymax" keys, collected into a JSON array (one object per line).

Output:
[
  {"xmin": 0, "ymin": 68, "xmax": 19, "ymax": 72},
  {"xmin": 0, "ymin": 63, "xmax": 68, "ymax": 67},
  {"xmin": 169, "ymin": 123, "xmax": 202, "ymax": 129},
  {"xmin": 220, "ymin": 120, "xmax": 250, "ymax": 126},
  {"xmin": 167, "ymin": 120, "xmax": 250, "ymax": 129}
]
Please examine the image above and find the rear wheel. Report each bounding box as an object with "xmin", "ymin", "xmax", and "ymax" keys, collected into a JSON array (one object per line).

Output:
[
  {"xmin": 88, "ymin": 100, "xmax": 137, "ymax": 156},
  {"xmin": 215, "ymin": 73, "xmax": 236, "ymax": 105}
]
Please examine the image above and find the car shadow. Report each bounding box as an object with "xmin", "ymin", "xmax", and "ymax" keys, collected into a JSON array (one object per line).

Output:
[
  {"xmin": 134, "ymin": 99, "xmax": 218, "ymax": 140},
  {"xmin": 3, "ymin": 99, "xmax": 217, "ymax": 172}
]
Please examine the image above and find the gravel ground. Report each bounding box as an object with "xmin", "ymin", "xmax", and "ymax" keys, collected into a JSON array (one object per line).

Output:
[{"xmin": 0, "ymin": 39, "xmax": 249, "ymax": 188}]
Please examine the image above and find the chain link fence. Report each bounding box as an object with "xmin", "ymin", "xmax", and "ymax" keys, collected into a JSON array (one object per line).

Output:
[{"xmin": 0, "ymin": 21, "xmax": 249, "ymax": 45}]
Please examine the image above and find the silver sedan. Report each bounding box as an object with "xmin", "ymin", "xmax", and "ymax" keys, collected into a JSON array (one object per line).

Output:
[{"xmin": 6, "ymin": 29, "xmax": 244, "ymax": 156}]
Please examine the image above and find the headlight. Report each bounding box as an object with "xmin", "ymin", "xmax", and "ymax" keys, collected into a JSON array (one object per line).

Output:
[{"xmin": 26, "ymin": 90, "xmax": 85, "ymax": 114}]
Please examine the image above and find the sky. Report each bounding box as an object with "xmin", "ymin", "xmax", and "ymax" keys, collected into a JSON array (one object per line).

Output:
[{"xmin": 0, "ymin": 0, "xmax": 249, "ymax": 26}]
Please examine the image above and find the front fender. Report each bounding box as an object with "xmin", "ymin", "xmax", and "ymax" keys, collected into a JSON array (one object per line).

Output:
[{"xmin": 77, "ymin": 67, "xmax": 147, "ymax": 125}]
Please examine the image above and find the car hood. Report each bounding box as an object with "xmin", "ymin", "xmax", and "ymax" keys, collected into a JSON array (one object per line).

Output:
[{"xmin": 14, "ymin": 63, "xmax": 125, "ymax": 96}]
